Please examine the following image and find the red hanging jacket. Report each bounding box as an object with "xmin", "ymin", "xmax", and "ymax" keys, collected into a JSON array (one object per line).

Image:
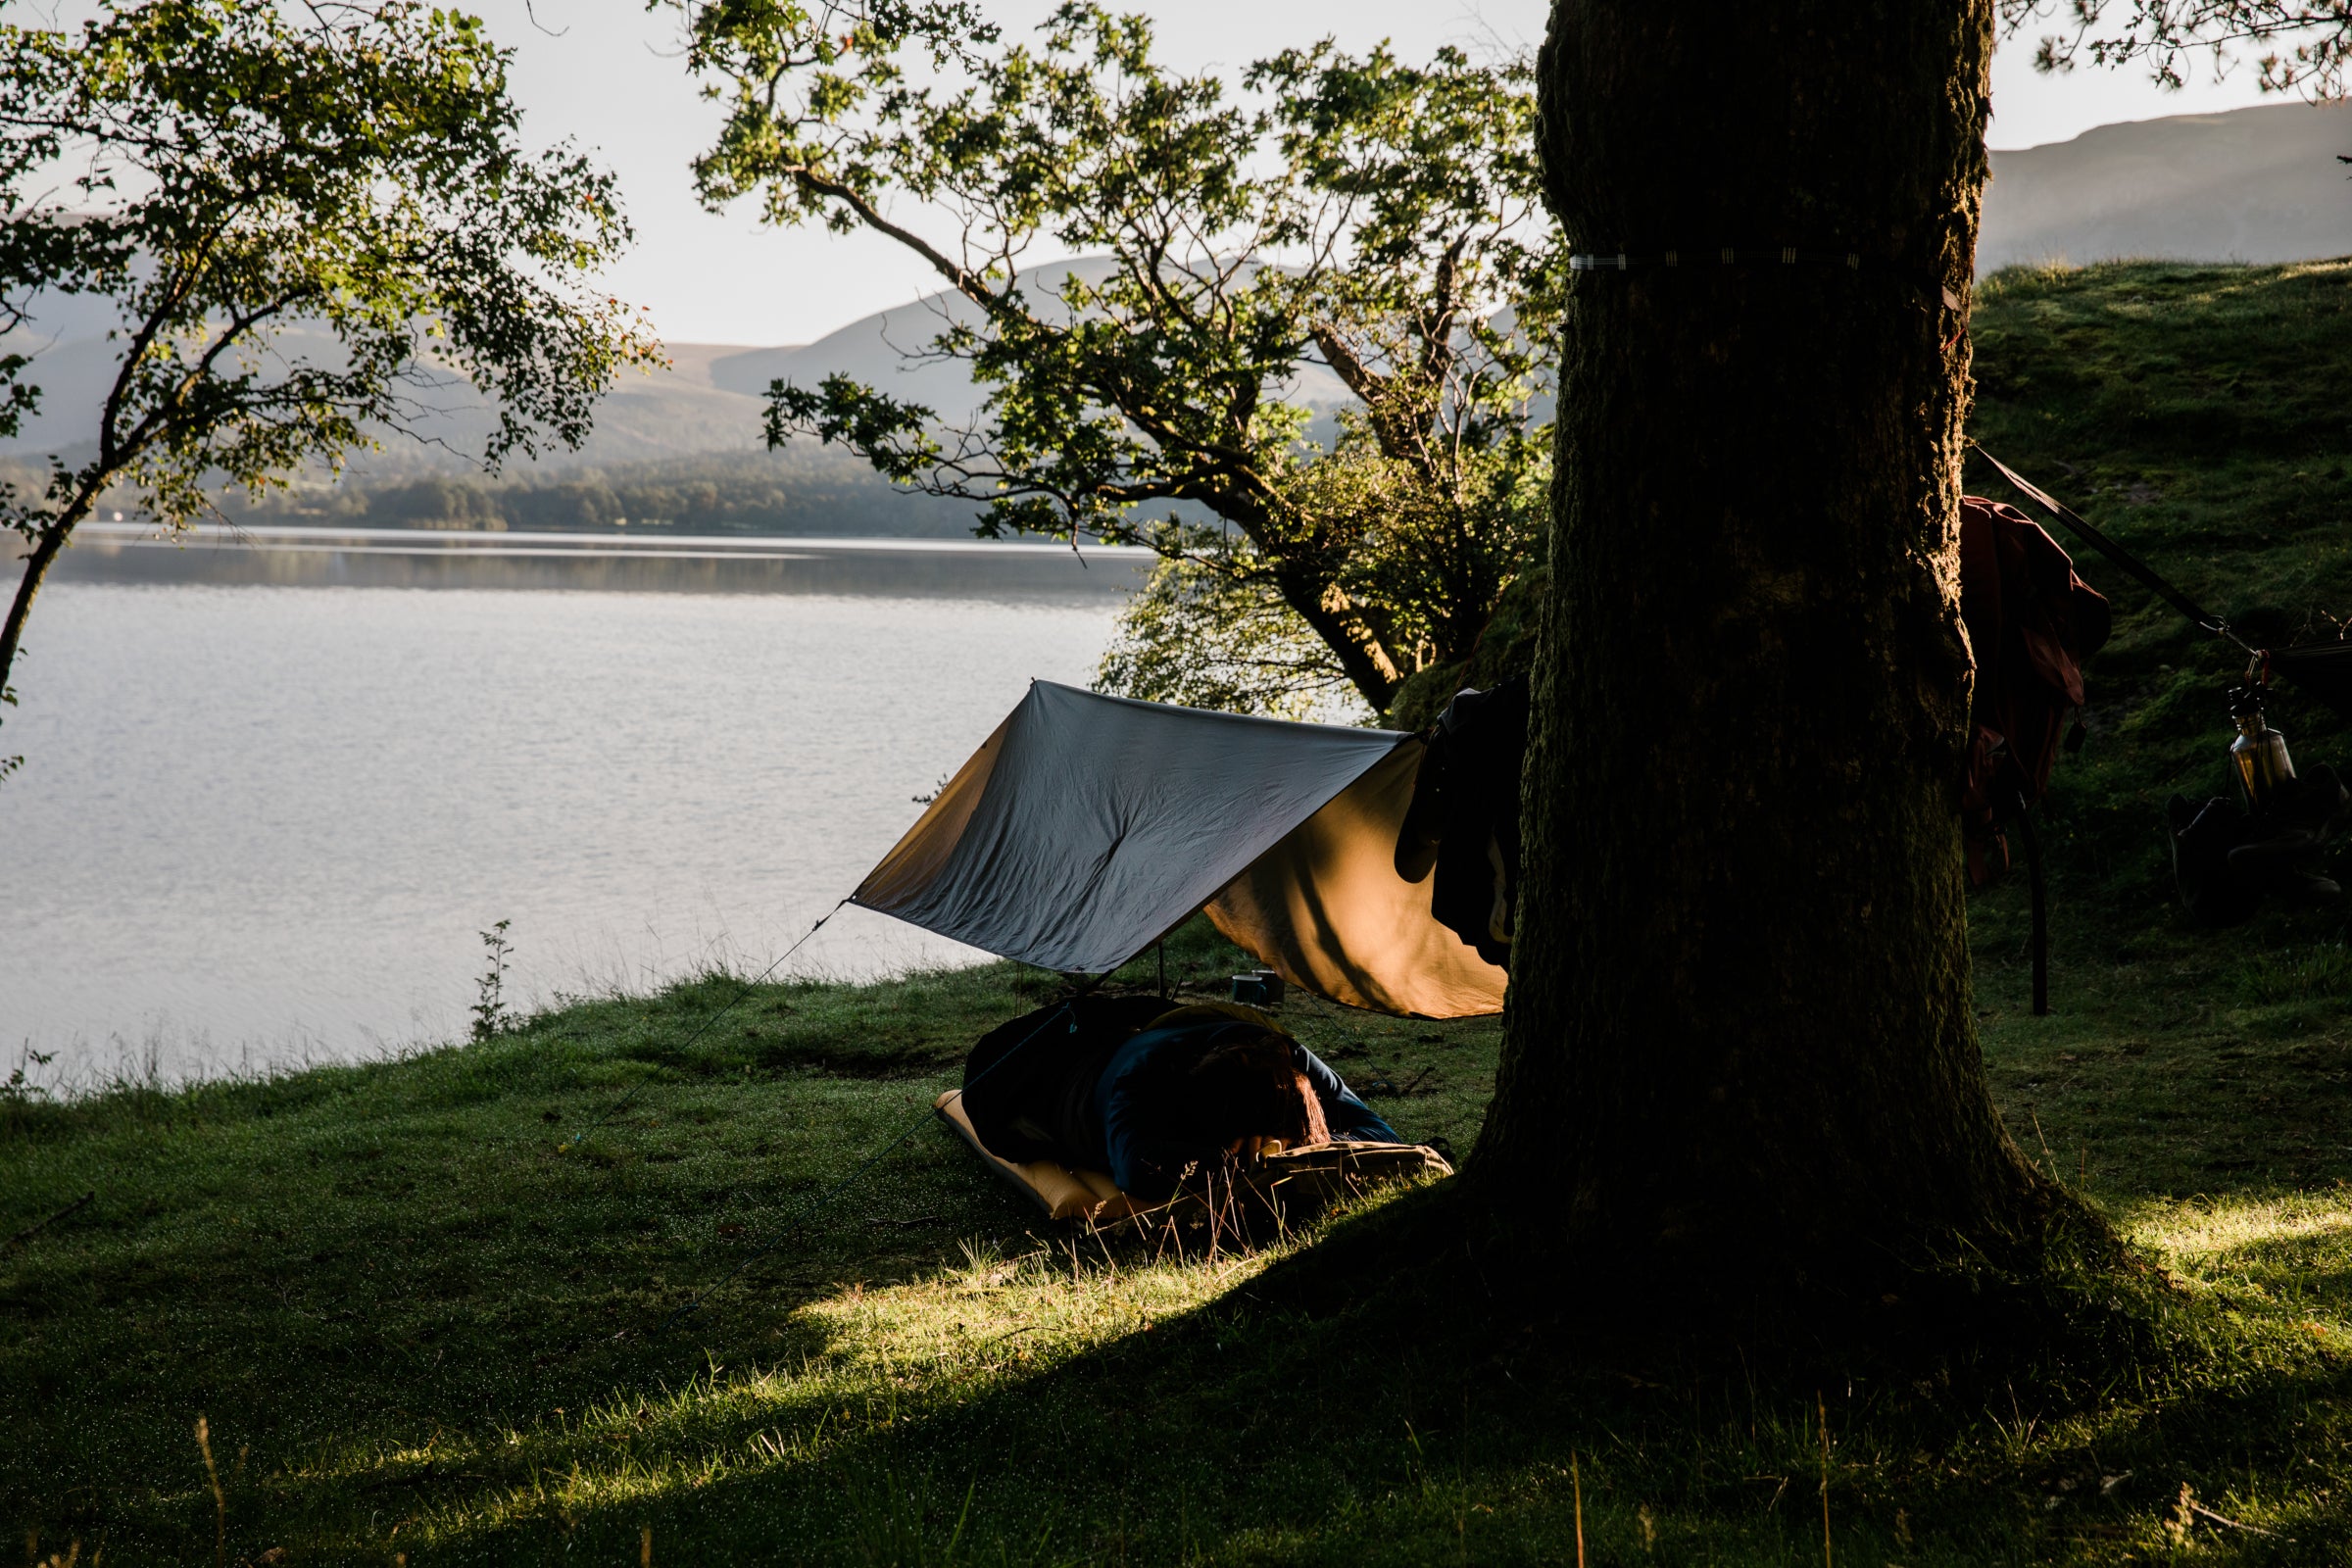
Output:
[{"xmin": 1958, "ymin": 494, "xmax": 2113, "ymax": 882}]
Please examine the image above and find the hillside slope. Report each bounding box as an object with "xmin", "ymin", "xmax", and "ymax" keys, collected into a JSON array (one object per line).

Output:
[
  {"xmin": 0, "ymin": 320, "xmax": 785, "ymax": 475},
  {"xmin": 1981, "ymin": 101, "xmax": 2352, "ymax": 272},
  {"xmin": 0, "ymin": 258, "xmax": 1349, "ymax": 478},
  {"xmin": 9, "ymin": 102, "xmax": 2352, "ymax": 463},
  {"xmin": 1967, "ymin": 259, "xmax": 2352, "ymax": 910}
]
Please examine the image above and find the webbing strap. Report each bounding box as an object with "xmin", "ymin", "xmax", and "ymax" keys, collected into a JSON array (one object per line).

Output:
[{"xmin": 1972, "ymin": 446, "xmax": 2244, "ymax": 648}]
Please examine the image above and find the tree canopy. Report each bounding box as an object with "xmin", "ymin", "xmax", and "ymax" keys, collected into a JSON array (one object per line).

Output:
[
  {"xmin": 685, "ymin": 0, "xmax": 1561, "ymax": 718},
  {"xmin": 0, "ymin": 0, "xmax": 658, "ymax": 773},
  {"xmin": 2004, "ymin": 0, "xmax": 2352, "ymax": 94}
]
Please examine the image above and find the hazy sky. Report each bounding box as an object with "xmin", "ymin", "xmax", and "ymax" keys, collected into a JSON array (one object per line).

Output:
[{"xmin": 470, "ymin": 0, "xmax": 2288, "ymax": 346}]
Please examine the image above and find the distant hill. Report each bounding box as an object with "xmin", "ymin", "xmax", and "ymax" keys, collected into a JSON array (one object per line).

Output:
[
  {"xmin": 0, "ymin": 319, "xmax": 788, "ymax": 476},
  {"xmin": 0, "ymin": 257, "xmax": 1353, "ymax": 535},
  {"xmin": 0, "ymin": 256, "xmax": 1348, "ymax": 479},
  {"xmin": 15, "ymin": 108, "xmax": 2346, "ymax": 532},
  {"xmin": 702, "ymin": 257, "xmax": 1123, "ymax": 424},
  {"xmin": 702, "ymin": 256, "xmax": 1350, "ymax": 424},
  {"xmin": 1981, "ymin": 101, "xmax": 2352, "ymax": 272}
]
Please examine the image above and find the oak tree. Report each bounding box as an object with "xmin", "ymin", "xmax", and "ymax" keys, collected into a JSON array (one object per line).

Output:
[
  {"xmin": 0, "ymin": 0, "xmax": 656, "ymax": 774},
  {"xmin": 1471, "ymin": 0, "xmax": 2070, "ymax": 1296},
  {"xmin": 2006, "ymin": 0, "xmax": 2352, "ymax": 94},
  {"xmin": 684, "ymin": 0, "xmax": 1560, "ymax": 718}
]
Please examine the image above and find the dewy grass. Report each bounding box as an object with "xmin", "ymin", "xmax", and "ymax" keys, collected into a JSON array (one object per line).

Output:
[{"xmin": 16, "ymin": 261, "xmax": 2352, "ymax": 1560}]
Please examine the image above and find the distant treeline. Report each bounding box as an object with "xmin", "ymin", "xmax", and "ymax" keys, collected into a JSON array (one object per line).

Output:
[
  {"xmin": 231, "ymin": 450, "xmax": 984, "ymax": 537},
  {"xmin": 2, "ymin": 445, "xmax": 1158, "ymax": 540}
]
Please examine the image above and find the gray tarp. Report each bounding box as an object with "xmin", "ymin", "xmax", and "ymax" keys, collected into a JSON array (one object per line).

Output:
[{"xmin": 851, "ymin": 681, "xmax": 1506, "ymax": 1018}]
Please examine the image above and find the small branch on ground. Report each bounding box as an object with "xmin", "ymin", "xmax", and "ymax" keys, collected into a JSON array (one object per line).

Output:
[
  {"xmin": 5, "ymin": 1190, "xmax": 93, "ymax": 1250},
  {"xmin": 2190, "ymin": 1498, "xmax": 2279, "ymax": 1538}
]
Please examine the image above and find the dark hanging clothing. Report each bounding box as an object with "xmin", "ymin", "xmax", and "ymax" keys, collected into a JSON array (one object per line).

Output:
[
  {"xmin": 1394, "ymin": 677, "xmax": 1529, "ymax": 968},
  {"xmin": 1958, "ymin": 496, "xmax": 2113, "ymax": 882}
]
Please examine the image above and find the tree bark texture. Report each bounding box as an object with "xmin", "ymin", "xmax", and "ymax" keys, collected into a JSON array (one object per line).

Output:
[{"xmin": 1476, "ymin": 1, "xmax": 2054, "ymax": 1279}]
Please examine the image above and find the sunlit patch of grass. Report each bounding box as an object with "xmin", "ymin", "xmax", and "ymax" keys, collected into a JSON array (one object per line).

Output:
[
  {"xmin": 2132, "ymin": 1191, "xmax": 2352, "ymax": 1266},
  {"xmin": 296, "ymin": 1199, "xmax": 1363, "ymax": 1554},
  {"xmin": 291, "ymin": 1165, "xmax": 2351, "ymax": 1560},
  {"xmin": 2127, "ymin": 1190, "xmax": 2352, "ymax": 1324}
]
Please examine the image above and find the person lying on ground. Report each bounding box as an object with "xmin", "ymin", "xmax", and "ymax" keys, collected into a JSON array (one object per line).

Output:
[{"xmin": 959, "ymin": 998, "xmax": 1399, "ymax": 1202}]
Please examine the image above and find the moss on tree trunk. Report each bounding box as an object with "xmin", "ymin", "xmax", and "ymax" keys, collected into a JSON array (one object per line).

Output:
[{"xmin": 1475, "ymin": 0, "xmax": 2063, "ymax": 1291}]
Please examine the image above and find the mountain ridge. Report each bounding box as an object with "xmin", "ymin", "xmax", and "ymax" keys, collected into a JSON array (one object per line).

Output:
[
  {"xmin": 1980, "ymin": 100, "xmax": 2352, "ymax": 272},
  {"xmin": 6, "ymin": 100, "xmax": 2349, "ymax": 508}
]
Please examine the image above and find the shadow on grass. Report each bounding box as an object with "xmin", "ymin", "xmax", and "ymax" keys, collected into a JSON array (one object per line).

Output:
[
  {"xmin": 405, "ymin": 1181, "xmax": 2352, "ymax": 1567},
  {"xmin": 21, "ymin": 892, "xmax": 2352, "ymax": 1561},
  {"xmin": 16, "ymin": 1117, "xmax": 2352, "ymax": 1562}
]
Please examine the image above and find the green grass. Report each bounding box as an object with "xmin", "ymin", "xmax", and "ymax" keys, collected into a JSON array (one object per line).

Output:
[
  {"xmin": 16, "ymin": 261, "xmax": 2352, "ymax": 1563},
  {"xmin": 1971, "ymin": 260, "xmax": 2352, "ymax": 883},
  {"xmin": 20, "ymin": 915, "xmax": 2352, "ymax": 1567}
]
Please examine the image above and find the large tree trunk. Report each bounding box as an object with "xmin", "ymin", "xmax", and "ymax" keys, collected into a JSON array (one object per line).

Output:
[{"xmin": 1474, "ymin": 1, "xmax": 2056, "ymax": 1286}]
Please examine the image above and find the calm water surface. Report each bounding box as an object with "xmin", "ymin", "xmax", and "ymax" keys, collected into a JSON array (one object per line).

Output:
[{"xmin": 6, "ymin": 539, "xmax": 1134, "ymax": 1086}]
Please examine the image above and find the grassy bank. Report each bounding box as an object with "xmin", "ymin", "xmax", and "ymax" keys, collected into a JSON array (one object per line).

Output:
[
  {"xmin": 13, "ymin": 261, "xmax": 2352, "ymax": 1563},
  {"xmin": 3, "ymin": 922, "xmax": 1525, "ymax": 1563},
  {"xmin": 16, "ymin": 913, "xmax": 2352, "ymax": 1566}
]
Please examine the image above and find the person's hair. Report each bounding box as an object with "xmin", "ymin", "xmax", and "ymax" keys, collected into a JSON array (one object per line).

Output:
[{"xmin": 1161, "ymin": 1030, "xmax": 1329, "ymax": 1152}]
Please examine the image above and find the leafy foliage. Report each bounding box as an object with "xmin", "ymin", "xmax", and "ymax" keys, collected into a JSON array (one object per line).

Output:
[
  {"xmin": 0, "ymin": 0, "xmax": 658, "ymax": 736},
  {"xmin": 1097, "ymin": 541, "xmax": 1356, "ymax": 721},
  {"xmin": 683, "ymin": 0, "xmax": 1558, "ymax": 713},
  {"xmin": 2002, "ymin": 0, "xmax": 2352, "ymax": 95}
]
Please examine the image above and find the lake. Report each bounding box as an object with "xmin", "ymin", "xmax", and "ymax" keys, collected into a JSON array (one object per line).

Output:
[{"xmin": 4, "ymin": 527, "xmax": 1147, "ymax": 1088}]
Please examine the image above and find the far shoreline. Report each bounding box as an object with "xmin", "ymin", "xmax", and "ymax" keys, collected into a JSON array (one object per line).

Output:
[{"xmin": 31, "ymin": 524, "xmax": 1156, "ymax": 598}]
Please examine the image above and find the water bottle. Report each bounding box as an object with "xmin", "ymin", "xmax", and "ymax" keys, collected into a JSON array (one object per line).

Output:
[{"xmin": 2229, "ymin": 685, "xmax": 2297, "ymax": 813}]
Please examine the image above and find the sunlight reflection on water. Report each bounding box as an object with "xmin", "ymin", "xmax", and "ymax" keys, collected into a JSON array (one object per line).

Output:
[{"xmin": 4, "ymin": 550, "xmax": 1136, "ymax": 1087}]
